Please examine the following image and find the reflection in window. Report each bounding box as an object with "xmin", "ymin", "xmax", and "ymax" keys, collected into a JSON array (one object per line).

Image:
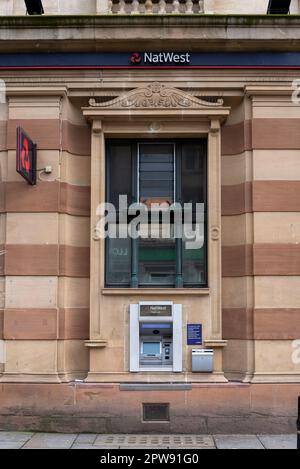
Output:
[
  {"xmin": 106, "ymin": 235, "xmax": 131, "ymax": 286},
  {"xmin": 139, "ymin": 236, "xmax": 176, "ymax": 287}
]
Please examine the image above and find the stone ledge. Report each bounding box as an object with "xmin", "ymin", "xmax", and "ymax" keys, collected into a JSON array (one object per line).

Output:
[
  {"xmin": 119, "ymin": 383, "xmax": 192, "ymax": 391},
  {"xmin": 1, "ymin": 15, "xmax": 300, "ymax": 53},
  {"xmin": 1, "ymin": 15, "xmax": 300, "ymax": 28}
]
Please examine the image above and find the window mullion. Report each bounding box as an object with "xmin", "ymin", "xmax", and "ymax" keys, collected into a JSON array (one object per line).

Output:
[
  {"xmin": 131, "ymin": 238, "xmax": 139, "ymax": 288},
  {"xmin": 131, "ymin": 142, "xmax": 138, "ymax": 287},
  {"xmin": 175, "ymin": 143, "xmax": 183, "ymax": 288}
]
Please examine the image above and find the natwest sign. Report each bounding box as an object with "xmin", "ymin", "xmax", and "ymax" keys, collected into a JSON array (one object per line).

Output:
[
  {"xmin": 16, "ymin": 127, "xmax": 37, "ymax": 185},
  {"xmin": 131, "ymin": 52, "xmax": 191, "ymax": 65}
]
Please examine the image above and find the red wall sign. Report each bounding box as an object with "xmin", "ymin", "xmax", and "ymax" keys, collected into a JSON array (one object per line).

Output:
[{"xmin": 16, "ymin": 127, "xmax": 37, "ymax": 185}]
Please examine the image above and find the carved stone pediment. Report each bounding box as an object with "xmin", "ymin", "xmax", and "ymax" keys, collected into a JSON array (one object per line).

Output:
[{"xmin": 89, "ymin": 82, "xmax": 224, "ymax": 109}]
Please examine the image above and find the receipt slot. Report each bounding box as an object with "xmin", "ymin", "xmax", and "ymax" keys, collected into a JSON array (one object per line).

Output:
[{"xmin": 130, "ymin": 302, "xmax": 182, "ymax": 373}]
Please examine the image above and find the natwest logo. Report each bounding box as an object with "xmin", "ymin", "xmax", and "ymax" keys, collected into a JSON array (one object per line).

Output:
[
  {"xmin": 130, "ymin": 52, "xmax": 142, "ymax": 64},
  {"xmin": 130, "ymin": 52, "xmax": 191, "ymax": 66}
]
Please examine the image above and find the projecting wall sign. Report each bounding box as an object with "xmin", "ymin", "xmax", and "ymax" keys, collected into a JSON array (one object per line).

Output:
[{"xmin": 16, "ymin": 127, "xmax": 37, "ymax": 185}]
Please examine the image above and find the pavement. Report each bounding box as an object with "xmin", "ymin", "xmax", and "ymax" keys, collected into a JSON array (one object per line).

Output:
[{"xmin": 0, "ymin": 432, "xmax": 297, "ymax": 449}]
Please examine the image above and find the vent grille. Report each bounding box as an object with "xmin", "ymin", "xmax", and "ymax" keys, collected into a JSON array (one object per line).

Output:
[
  {"xmin": 143, "ymin": 403, "xmax": 170, "ymax": 422},
  {"xmin": 93, "ymin": 434, "xmax": 215, "ymax": 448}
]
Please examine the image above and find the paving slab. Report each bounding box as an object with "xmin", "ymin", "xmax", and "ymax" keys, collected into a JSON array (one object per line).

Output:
[
  {"xmin": 72, "ymin": 444, "xmax": 104, "ymax": 450},
  {"xmin": 0, "ymin": 441, "xmax": 28, "ymax": 449},
  {"xmin": 75, "ymin": 434, "xmax": 97, "ymax": 445},
  {"xmin": 258, "ymin": 435, "xmax": 297, "ymax": 450},
  {"xmin": 168, "ymin": 446, "xmax": 216, "ymax": 450},
  {"xmin": 118, "ymin": 446, "xmax": 169, "ymax": 450},
  {"xmin": 214, "ymin": 435, "xmax": 264, "ymax": 450},
  {"xmin": 0, "ymin": 432, "xmax": 33, "ymax": 443},
  {"xmin": 22, "ymin": 433, "xmax": 77, "ymax": 449}
]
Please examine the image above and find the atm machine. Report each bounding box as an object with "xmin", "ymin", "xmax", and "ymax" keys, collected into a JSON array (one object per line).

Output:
[
  {"xmin": 129, "ymin": 302, "xmax": 182, "ymax": 373},
  {"xmin": 139, "ymin": 322, "xmax": 173, "ymax": 367}
]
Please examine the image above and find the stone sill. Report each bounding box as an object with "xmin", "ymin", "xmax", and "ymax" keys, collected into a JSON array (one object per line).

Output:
[{"xmin": 101, "ymin": 288, "xmax": 210, "ymax": 296}]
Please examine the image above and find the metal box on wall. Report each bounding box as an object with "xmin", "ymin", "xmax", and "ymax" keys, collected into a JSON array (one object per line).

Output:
[{"xmin": 192, "ymin": 349, "xmax": 214, "ymax": 373}]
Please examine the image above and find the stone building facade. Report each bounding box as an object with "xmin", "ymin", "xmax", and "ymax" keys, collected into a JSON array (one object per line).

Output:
[{"xmin": 0, "ymin": 2, "xmax": 299, "ymax": 433}]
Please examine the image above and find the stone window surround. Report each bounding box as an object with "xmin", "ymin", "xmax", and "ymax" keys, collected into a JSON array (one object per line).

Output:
[{"xmin": 82, "ymin": 82, "xmax": 230, "ymax": 372}]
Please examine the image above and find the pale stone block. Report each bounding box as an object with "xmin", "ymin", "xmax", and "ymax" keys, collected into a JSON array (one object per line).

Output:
[
  {"xmin": 8, "ymin": 97, "xmax": 61, "ymax": 120},
  {"xmin": 0, "ymin": 151, "xmax": 7, "ymax": 182},
  {"xmin": 254, "ymin": 212, "xmax": 300, "ymax": 244},
  {"xmin": 253, "ymin": 150, "xmax": 300, "ymax": 181},
  {"xmin": 58, "ymin": 340, "xmax": 89, "ymax": 374},
  {"xmin": 96, "ymin": 0, "xmax": 110, "ymax": 13},
  {"xmin": 255, "ymin": 340, "xmax": 300, "ymax": 374},
  {"xmin": 58, "ymin": 277, "xmax": 90, "ymax": 308},
  {"xmin": 59, "ymin": 214, "xmax": 90, "ymax": 247},
  {"xmin": 60, "ymin": 152, "xmax": 91, "ymax": 186},
  {"xmin": 0, "ymin": 278, "xmax": 5, "ymax": 308},
  {"xmin": 90, "ymin": 347, "xmax": 125, "ymax": 373},
  {"xmin": 6, "ymin": 213, "xmax": 59, "ymax": 245},
  {"xmin": 0, "ymin": 1, "xmax": 13, "ymax": 15},
  {"xmin": 255, "ymin": 276, "xmax": 300, "ymax": 309},
  {"xmin": 0, "ymin": 340, "xmax": 6, "ymax": 364},
  {"xmin": 6, "ymin": 277, "xmax": 58, "ymax": 309},
  {"xmin": 56, "ymin": 0, "xmax": 96, "ymax": 14},
  {"xmin": 252, "ymin": 96, "xmax": 300, "ymax": 119},
  {"xmin": 5, "ymin": 341, "xmax": 58, "ymax": 373},
  {"xmin": 0, "ymin": 213, "xmax": 5, "ymax": 244}
]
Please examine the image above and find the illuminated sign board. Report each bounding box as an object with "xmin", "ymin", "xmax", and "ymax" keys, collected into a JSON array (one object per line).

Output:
[{"xmin": 16, "ymin": 127, "xmax": 37, "ymax": 185}]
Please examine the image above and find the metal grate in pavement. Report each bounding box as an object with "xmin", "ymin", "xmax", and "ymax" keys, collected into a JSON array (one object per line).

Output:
[{"xmin": 94, "ymin": 434, "xmax": 214, "ymax": 448}]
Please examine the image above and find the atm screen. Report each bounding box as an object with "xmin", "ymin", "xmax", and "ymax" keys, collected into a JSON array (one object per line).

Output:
[{"xmin": 142, "ymin": 342, "xmax": 161, "ymax": 356}]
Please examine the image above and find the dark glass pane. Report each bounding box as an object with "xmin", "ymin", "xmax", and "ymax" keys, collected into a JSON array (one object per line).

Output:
[
  {"xmin": 106, "ymin": 235, "xmax": 131, "ymax": 285},
  {"xmin": 139, "ymin": 144, "xmax": 175, "ymax": 205},
  {"xmin": 139, "ymin": 236, "xmax": 176, "ymax": 286},
  {"xmin": 183, "ymin": 244, "xmax": 206, "ymax": 285},
  {"xmin": 108, "ymin": 143, "xmax": 132, "ymax": 207},
  {"xmin": 181, "ymin": 142, "xmax": 207, "ymax": 286},
  {"xmin": 181, "ymin": 142, "xmax": 206, "ymax": 204}
]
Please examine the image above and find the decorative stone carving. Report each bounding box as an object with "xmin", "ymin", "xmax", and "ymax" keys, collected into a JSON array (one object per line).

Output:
[
  {"xmin": 89, "ymin": 82, "xmax": 224, "ymax": 109},
  {"xmin": 211, "ymin": 226, "xmax": 220, "ymax": 241}
]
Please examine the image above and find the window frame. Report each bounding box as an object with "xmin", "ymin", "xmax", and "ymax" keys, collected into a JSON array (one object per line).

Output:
[{"xmin": 105, "ymin": 138, "xmax": 208, "ymax": 289}]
